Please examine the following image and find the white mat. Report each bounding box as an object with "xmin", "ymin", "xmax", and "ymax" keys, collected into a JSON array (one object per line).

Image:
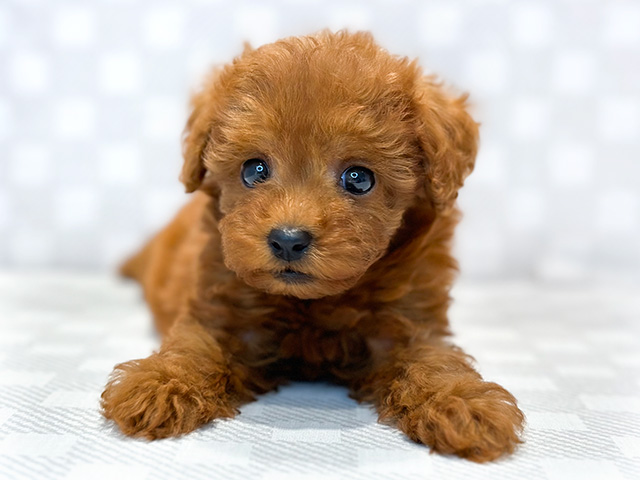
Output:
[{"xmin": 1, "ymin": 273, "xmax": 639, "ymax": 479}]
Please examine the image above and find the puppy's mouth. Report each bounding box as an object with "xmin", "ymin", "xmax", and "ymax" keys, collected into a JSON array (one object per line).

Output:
[{"xmin": 275, "ymin": 268, "xmax": 314, "ymax": 284}]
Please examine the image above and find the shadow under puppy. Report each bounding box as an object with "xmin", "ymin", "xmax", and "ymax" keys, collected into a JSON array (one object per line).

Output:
[{"xmin": 101, "ymin": 31, "xmax": 524, "ymax": 462}]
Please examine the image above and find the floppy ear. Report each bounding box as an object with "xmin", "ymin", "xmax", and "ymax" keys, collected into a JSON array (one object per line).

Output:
[
  {"xmin": 180, "ymin": 71, "xmax": 220, "ymax": 193},
  {"xmin": 413, "ymin": 76, "xmax": 479, "ymax": 211}
]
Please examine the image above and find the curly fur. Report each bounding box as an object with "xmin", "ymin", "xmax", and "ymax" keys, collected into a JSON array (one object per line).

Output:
[{"xmin": 105, "ymin": 31, "xmax": 524, "ymax": 462}]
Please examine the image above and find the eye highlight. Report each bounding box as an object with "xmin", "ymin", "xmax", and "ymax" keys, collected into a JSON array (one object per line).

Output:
[
  {"xmin": 340, "ymin": 166, "xmax": 375, "ymax": 195},
  {"xmin": 241, "ymin": 159, "xmax": 270, "ymax": 187}
]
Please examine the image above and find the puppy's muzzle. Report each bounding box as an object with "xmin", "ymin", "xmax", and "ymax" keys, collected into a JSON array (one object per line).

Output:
[{"xmin": 268, "ymin": 227, "xmax": 312, "ymax": 262}]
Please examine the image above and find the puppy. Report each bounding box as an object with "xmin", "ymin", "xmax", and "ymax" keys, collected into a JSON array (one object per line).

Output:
[{"xmin": 101, "ymin": 31, "xmax": 524, "ymax": 462}]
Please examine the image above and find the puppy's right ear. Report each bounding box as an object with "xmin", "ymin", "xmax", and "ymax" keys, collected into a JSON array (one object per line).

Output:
[{"xmin": 180, "ymin": 72, "xmax": 219, "ymax": 193}]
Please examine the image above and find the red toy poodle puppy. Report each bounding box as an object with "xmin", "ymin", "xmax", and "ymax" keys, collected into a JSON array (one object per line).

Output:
[{"xmin": 101, "ymin": 31, "xmax": 524, "ymax": 462}]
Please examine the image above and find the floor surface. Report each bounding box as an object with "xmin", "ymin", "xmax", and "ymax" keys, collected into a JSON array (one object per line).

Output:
[{"xmin": 0, "ymin": 273, "xmax": 639, "ymax": 479}]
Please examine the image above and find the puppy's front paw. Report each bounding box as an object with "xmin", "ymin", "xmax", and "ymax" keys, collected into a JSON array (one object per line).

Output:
[
  {"xmin": 398, "ymin": 381, "xmax": 524, "ymax": 462},
  {"xmin": 101, "ymin": 357, "xmax": 236, "ymax": 439}
]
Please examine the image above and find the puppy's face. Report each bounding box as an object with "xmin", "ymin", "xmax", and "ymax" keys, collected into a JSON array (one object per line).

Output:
[{"xmin": 182, "ymin": 32, "xmax": 478, "ymax": 299}]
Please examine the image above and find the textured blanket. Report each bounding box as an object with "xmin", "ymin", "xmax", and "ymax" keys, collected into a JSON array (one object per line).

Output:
[{"xmin": 0, "ymin": 273, "xmax": 639, "ymax": 479}]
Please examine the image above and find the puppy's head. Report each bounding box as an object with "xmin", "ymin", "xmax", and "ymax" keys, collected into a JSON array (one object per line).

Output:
[{"xmin": 181, "ymin": 31, "xmax": 477, "ymax": 299}]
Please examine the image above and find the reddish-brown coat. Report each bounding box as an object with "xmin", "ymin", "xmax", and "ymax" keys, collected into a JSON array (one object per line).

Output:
[{"xmin": 103, "ymin": 31, "xmax": 524, "ymax": 462}]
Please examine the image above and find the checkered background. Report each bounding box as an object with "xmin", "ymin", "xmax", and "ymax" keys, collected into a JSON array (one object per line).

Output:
[
  {"xmin": 0, "ymin": 0, "xmax": 639, "ymax": 279},
  {"xmin": 1, "ymin": 1, "xmax": 640, "ymax": 479},
  {"xmin": 1, "ymin": 274, "xmax": 639, "ymax": 479}
]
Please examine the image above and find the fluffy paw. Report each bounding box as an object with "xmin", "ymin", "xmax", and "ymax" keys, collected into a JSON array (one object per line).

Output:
[
  {"xmin": 101, "ymin": 357, "xmax": 236, "ymax": 439},
  {"xmin": 397, "ymin": 381, "xmax": 524, "ymax": 462}
]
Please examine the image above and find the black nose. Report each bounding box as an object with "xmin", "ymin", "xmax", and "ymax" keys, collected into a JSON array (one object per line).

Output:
[{"xmin": 268, "ymin": 228, "xmax": 313, "ymax": 262}]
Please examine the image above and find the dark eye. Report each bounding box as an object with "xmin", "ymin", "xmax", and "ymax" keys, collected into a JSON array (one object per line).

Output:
[
  {"xmin": 340, "ymin": 166, "xmax": 375, "ymax": 195},
  {"xmin": 241, "ymin": 158, "xmax": 270, "ymax": 187}
]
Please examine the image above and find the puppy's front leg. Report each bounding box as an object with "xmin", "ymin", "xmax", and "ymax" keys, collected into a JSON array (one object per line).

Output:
[
  {"xmin": 101, "ymin": 315, "xmax": 253, "ymax": 439},
  {"xmin": 356, "ymin": 341, "xmax": 524, "ymax": 462}
]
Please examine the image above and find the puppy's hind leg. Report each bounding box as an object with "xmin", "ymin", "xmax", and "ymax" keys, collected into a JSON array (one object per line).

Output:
[
  {"xmin": 119, "ymin": 240, "xmax": 153, "ymax": 282},
  {"xmin": 352, "ymin": 342, "xmax": 524, "ymax": 462},
  {"xmin": 101, "ymin": 315, "xmax": 257, "ymax": 439}
]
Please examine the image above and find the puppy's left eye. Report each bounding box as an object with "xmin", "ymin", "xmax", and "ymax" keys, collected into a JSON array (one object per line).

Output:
[
  {"xmin": 241, "ymin": 159, "xmax": 270, "ymax": 187},
  {"xmin": 340, "ymin": 166, "xmax": 375, "ymax": 195}
]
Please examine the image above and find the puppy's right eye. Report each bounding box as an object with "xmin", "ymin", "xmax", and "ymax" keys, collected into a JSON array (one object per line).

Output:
[{"xmin": 241, "ymin": 159, "xmax": 270, "ymax": 187}]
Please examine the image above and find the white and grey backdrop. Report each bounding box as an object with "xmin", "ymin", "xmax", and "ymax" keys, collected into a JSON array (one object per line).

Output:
[
  {"xmin": 2, "ymin": 3, "xmax": 640, "ymax": 479},
  {"xmin": 1, "ymin": 0, "xmax": 639, "ymax": 280}
]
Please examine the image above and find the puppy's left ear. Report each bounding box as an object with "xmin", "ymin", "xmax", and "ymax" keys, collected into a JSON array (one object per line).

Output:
[
  {"xmin": 413, "ymin": 76, "xmax": 479, "ymax": 211},
  {"xmin": 180, "ymin": 71, "xmax": 220, "ymax": 193}
]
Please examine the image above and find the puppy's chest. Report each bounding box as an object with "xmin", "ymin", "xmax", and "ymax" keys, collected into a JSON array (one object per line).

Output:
[
  {"xmin": 274, "ymin": 319, "xmax": 368, "ymax": 368},
  {"xmin": 230, "ymin": 302, "xmax": 399, "ymax": 373}
]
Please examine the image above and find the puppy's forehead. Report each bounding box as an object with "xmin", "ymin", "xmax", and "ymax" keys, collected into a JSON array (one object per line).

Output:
[
  {"xmin": 216, "ymin": 41, "xmax": 418, "ymax": 168},
  {"xmin": 231, "ymin": 40, "xmax": 413, "ymax": 111}
]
